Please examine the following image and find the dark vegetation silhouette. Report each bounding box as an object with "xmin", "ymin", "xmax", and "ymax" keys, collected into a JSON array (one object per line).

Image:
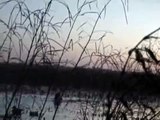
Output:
[
  {"xmin": 11, "ymin": 106, "xmax": 23, "ymax": 119},
  {"xmin": 1, "ymin": 0, "xmax": 160, "ymax": 120},
  {"xmin": 1, "ymin": 63, "xmax": 160, "ymax": 95}
]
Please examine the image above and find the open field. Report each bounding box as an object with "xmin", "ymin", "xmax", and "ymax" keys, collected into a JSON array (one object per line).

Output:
[{"xmin": 1, "ymin": 91, "xmax": 160, "ymax": 120}]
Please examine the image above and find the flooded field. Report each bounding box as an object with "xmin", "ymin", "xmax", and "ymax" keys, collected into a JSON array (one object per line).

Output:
[
  {"xmin": 0, "ymin": 93, "xmax": 83, "ymax": 120},
  {"xmin": 1, "ymin": 91, "xmax": 160, "ymax": 120}
]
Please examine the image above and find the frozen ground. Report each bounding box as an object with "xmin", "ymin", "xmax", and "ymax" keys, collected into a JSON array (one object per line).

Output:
[
  {"xmin": 0, "ymin": 93, "xmax": 102, "ymax": 120},
  {"xmin": 1, "ymin": 93, "xmax": 160, "ymax": 120}
]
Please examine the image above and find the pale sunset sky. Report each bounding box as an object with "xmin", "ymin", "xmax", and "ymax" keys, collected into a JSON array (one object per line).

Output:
[{"xmin": 0, "ymin": 0, "xmax": 160, "ymax": 64}]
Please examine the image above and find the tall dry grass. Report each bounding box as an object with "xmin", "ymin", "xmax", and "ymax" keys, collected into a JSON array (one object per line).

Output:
[{"xmin": 1, "ymin": 0, "xmax": 160, "ymax": 120}]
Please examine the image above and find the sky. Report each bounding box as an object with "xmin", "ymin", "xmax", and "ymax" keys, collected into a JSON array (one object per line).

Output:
[
  {"xmin": 0, "ymin": 0, "xmax": 160, "ymax": 65},
  {"xmin": 24, "ymin": 0, "xmax": 160, "ymax": 49},
  {"xmin": 96, "ymin": 0, "xmax": 160, "ymax": 50}
]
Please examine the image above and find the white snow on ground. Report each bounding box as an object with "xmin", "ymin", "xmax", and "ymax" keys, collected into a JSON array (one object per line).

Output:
[
  {"xmin": 0, "ymin": 93, "xmax": 101, "ymax": 120},
  {"xmin": 1, "ymin": 93, "xmax": 159, "ymax": 120}
]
